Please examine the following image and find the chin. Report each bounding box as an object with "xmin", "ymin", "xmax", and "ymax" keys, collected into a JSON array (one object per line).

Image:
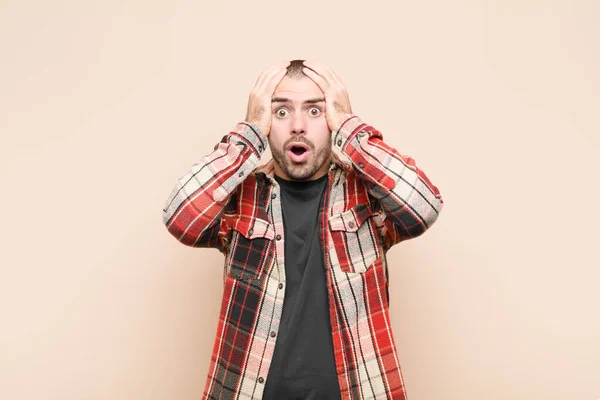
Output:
[{"xmin": 287, "ymin": 170, "xmax": 313, "ymax": 181}]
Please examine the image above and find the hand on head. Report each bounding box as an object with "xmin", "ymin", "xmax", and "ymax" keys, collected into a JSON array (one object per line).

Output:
[
  {"xmin": 245, "ymin": 61, "xmax": 290, "ymax": 137},
  {"xmin": 302, "ymin": 60, "xmax": 353, "ymax": 132},
  {"xmin": 245, "ymin": 60, "xmax": 352, "ymax": 136}
]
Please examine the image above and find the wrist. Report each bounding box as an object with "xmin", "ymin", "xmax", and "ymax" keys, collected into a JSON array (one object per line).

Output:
[
  {"xmin": 332, "ymin": 114, "xmax": 361, "ymax": 149},
  {"xmin": 233, "ymin": 121, "xmax": 268, "ymax": 155}
]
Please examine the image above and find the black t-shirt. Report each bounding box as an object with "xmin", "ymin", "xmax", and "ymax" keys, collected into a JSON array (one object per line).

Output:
[{"xmin": 262, "ymin": 174, "xmax": 341, "ymax": 400}]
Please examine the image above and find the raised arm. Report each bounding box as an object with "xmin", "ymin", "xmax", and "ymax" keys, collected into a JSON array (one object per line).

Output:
[
  {"xmin": 303, "ymin": 61, "xmax": 443, "ymax": 246},
  {"xmin": 162, "ymin": 122, "xmax": 266, "ymax": 249},
  {"xmin": 333, "ymin": 115, "xmax": 443, "ymax": 243},
  {"xmin": 162, "ymin": 61, "xmax": 290, "ymax": 249}
]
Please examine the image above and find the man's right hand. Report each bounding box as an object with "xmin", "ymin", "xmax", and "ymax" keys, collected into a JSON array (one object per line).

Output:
[{"xmin": 245, "ymin": 61, "xmax": 290, "ymax": 137}]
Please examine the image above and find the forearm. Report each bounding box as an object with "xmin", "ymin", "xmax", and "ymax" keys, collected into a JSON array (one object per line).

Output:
[
  {"xmin": 162, "ymin": 121, "xmax": 267, "ymax": 247},
  {"xmin": 334, "ymin": 114, "xmax": 443, "ymax": 240}
]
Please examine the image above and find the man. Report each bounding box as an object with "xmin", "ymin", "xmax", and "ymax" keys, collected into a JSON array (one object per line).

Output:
[{"xmin": 162, "ymin": 60, "xmax": 443, "ymax": 400}]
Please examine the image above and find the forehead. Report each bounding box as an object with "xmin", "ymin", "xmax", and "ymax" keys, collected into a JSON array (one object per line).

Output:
[{"xmin": 273, "ymin": 76, "xmax": 323, "ymax": 100}]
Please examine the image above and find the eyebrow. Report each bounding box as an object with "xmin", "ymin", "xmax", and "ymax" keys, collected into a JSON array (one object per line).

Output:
[{"xmin": 271, "ymin": 97, "xmax": 325, "ymax": 104}]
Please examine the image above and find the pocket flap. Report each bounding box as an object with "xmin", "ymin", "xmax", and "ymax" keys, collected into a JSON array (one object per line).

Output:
[
  {"xmin": 328, "ymin": 204, "xmax": 374, "ymax": 233},
  {"xmin": 232, "ymin": 216, "xmax": 275, "ymax": 240}
]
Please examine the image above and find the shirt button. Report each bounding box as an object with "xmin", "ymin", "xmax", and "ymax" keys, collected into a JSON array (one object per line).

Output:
[
  {"xmin": 248, "ymin": 229, "xmax": 254, "ymax": 236},
  {"xmin": 258, "ymin": 145, "xmax": 263, "ymax": 151},
  {"xmin": 271, "ymin": 193, "xmax": 276, "ymax": 199},
  {"xmin": 258, "ymin": 377, "xmax": 264, "ymax": 384},
  {"xmin": 337, "ymin": 139, "xmax": 342, "ymax": 147},
  {"xmin": 270, "ymin": 331, "xmax": 276, "ymax": 338},
  {"xmin": 239, "ymin": 171, "xmax": 244, "ymax": 177},
  {"xmin": 276, "ymin": 234, "xmax": 282, "ymax": 241},
  {"xmin": 348, "ymin": 221, "xmax": 355, "ymax": 228},
  {"xmin": 358, "ymin": 163, "xmax": 364, "ymax": 168},
  {"xmin": 278, "ymin": 283, "xmax": 283, "ymax": 289}
]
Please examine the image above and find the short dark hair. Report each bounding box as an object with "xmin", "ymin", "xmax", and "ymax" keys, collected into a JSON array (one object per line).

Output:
[{"xmin": 286, "ymin": 59, "xmax": 306, "ymax": 79}]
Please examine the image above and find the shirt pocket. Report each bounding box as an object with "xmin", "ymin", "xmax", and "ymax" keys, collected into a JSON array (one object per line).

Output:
[
  {"xmin": 226, "ymin": 216, "xmax": 275, "ymax": 281},
  {"xmin": 328, "ymin": 203, "xmax": 381, "ymax": 274}
]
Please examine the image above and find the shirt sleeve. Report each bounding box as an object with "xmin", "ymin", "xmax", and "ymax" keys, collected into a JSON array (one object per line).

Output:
[
  {"xmin": 162, "ymin": 121, "xmax": 267, "ymax": 250},
  {"xmin": 333, "ymin": 114, "xmax": 444, "ymax": 247}
]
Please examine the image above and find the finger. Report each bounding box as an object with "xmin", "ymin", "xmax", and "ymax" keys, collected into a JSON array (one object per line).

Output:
[
  {"xmin": 303, "ymin": 60, "xmax": 328, "ymax": 79},
  {"xmin": 303, "ymin": 60, "xmax": 327, "ymax": 70},
  {"xmin": 264, "ymin": 67, "xmax": 289, "ymax": 96},
  {"xmin": 255, "ymin": 65, "xmax": 282, "ymax": 89},
  {"xmin": 303, "ymin": 60, "xmax": 337, "ymax": 86},
  {"xmin": 260, "ymin": 61, "xmax": 289, "ymax": 87},
  {"xmin": 255, "ymin": 65, "xmax": 287, "ymax": 95},
  {"xmin": 258, "ymin": 66, "xmax": 288, "ymax": 97},
  {"xmin": 253, "ymin": 61, "xmax": 289, "ymax": 91},
  {"xmin": 254, "ymin": 64, "xmax": 279, "ymax": 87},
  {"xmin": 302, "ymin": 67, "xmax": 329, "ymax": 93}
]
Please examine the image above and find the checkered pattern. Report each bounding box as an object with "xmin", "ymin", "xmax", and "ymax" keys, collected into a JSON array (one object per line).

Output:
[{"xmin": 163, "ymin": 115, "xmax": 443, "ymax": 399}]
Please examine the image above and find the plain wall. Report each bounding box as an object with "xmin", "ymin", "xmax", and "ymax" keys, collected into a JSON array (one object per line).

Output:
[{"xmin": 1, "ymin": 1, "xmax": 598, "ymax": 399}]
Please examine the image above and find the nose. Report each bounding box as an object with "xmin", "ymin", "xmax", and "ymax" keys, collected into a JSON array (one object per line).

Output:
[{"xmin": 290, "ymin": 112, "xmax": 306, "ymax": 135}]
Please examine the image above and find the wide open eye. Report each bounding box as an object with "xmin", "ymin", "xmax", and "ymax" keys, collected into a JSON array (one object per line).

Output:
[
  {"xmin": 308, "ymin": 107, "xmax": 322, "ymax": 117},
  {"xmin": 275, "ymin": 108, "xmax": 289, "ymax": 118}
]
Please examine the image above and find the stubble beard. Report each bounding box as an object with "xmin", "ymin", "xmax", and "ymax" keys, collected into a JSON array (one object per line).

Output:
[{"xmin": 271, "ymin": 137, "xmax": 332, "ymax": 181}]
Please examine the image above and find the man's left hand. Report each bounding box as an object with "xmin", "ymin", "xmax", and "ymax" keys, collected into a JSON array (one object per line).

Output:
[{"xmin": 302, "ymin": 61, "xmax": 353, "ymax": 132}]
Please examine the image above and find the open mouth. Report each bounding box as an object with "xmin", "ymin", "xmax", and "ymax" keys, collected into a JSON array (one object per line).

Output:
[
  {"xmin": 287, "ymin": 143, "xmax": 310, "ymax": 162},
  {"xmin": 290, "ymin": 145, "xmax": 307, "ymax": 156}
]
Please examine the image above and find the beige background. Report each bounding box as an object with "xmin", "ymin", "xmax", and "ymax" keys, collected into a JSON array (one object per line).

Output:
[{"xmin": 1, "ymin": 0, "xmax": 598, "ymax": 399}]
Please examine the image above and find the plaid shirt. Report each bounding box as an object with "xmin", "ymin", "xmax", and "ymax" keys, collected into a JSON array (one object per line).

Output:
[{"xmin": 162, "ymin": 114, "xmax": 443, "ymax": 400}]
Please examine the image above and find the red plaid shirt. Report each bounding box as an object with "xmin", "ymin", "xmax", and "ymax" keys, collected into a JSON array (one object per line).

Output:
[{"xmin": 163, "ymin": 114, "xmax": 443, "ymax": 400}]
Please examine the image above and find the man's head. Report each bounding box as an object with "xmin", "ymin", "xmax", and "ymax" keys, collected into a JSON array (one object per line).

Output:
[{"xmin": 268, "ymin": 59, "xmax": 332, "ymax": 181}]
